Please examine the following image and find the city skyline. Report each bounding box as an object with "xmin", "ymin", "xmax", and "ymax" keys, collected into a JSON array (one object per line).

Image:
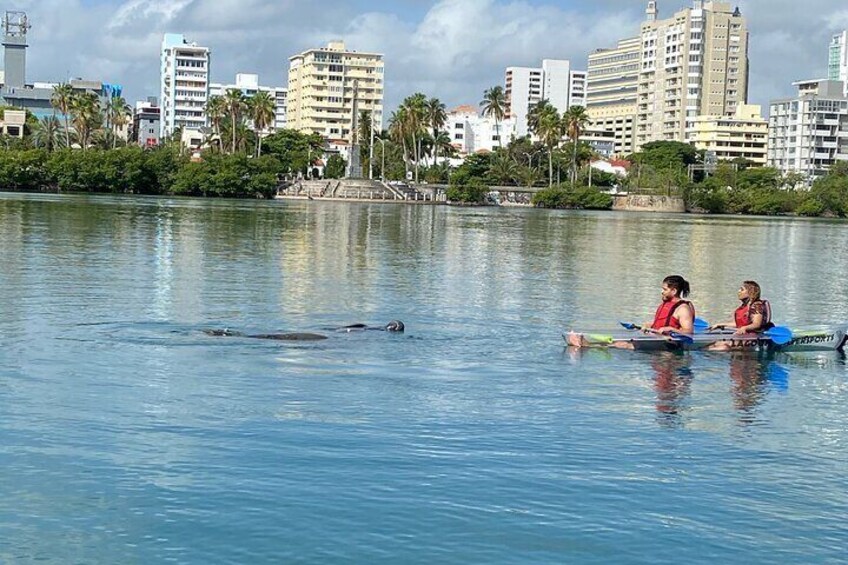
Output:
[{"xmin": 7, "ymin": 0, "xmax": 848, "ymax": 114}]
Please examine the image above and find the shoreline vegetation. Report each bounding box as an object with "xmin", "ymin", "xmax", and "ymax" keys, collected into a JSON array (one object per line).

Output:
[{"xmin": 3, "ymin": 88, "xmax": 848, "ymax": 216}]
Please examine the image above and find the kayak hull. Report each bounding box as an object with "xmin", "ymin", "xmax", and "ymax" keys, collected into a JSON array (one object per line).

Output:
[{"xmin": 564, "ymin": 325, "xmax": 848, "ymax": 352}]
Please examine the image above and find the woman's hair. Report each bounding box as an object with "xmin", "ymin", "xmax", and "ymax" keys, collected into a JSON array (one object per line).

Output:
[
  {"xmin": 663, "ymin": 275, "xmax": 691, "ymax": 298},
  {"xmin": 742, "ymin": 280, "xmax": 761, "ymax": 301}
]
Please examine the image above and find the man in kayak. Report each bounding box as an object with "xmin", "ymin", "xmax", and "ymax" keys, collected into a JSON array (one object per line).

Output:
[
  {"xmin": 645, "ymin": 275, "xmax": 696, "ymax": 335},
  {"xmin": 564, "ymin": 276, "xmax": 694, "ymax": 348},
  {"xmin": 708, "ymin": 281, "xmax": 772, "ymax": 335}
]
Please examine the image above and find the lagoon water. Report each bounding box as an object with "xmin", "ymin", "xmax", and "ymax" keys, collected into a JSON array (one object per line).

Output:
[{"xmin": 1, "ymin": 192, "xmax": 847, "ymax": 563}]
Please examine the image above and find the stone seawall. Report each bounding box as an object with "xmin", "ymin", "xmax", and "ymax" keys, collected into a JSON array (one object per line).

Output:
[{"xmin": 612, "ymin": 194, "xmax": 686, "ymax": 213}]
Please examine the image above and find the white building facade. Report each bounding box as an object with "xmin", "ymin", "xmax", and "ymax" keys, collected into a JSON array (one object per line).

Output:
[
  {"xmin": 160, "ymin": 33, "xmax": 210, "ymax": 138},
  {"xmin": 505, "ymin": 59, "xmax": 586, "ymax": 137},
  {"xmin": 209, "ymin": 73, "xmax": 287, "ymax": 131},
  {"xmin": 447, "ymin": 105, "xmax": 517, "ymax": 155},
  {"xmin": 768, "ymin": 79, "xmax": 848, "ymax": 183}
]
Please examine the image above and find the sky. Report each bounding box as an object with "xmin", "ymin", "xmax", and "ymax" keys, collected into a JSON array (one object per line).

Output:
[{"xmin": 6, "ymin": 0, "xmax": 848, "ymax": 113}]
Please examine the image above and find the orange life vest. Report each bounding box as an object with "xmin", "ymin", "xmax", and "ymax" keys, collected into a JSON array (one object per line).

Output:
[{"xmin": 734, "ymin": 299, "xmax": 772, "ymax": 331}]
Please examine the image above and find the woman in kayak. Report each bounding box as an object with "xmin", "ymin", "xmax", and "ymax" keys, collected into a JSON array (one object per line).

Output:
[
  {"xmin": 708, "ymin": 280, "xmax": 773, "ymax": 335},
  {"xmin": 646, "ymin": 275, "xmax": 696, "ymax": 335}
]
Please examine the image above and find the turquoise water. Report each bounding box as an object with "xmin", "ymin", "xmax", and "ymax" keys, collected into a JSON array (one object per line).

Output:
[{"xmin": 1, "ymin": 193, "xmax": 847, "ymax": 563}]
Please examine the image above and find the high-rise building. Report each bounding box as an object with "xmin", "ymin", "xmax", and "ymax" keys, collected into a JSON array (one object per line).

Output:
[
  {"xmin": 768, "ymin": 79, "xmax": 848, "ymax": 183},
  {"xmin": 287, "ymin": 40, "xmax": 384, "ymax": 140},
  {"xmin": 688, "ymin": 103, "xmax": 768, "ymax": 165},
  {"xmin": 505, "ymin": 66, "xmax": 543, "ymax": 137},
  {"xmin": 829, "ymin": 32, "xmax": 848, "ymax": 94},
  {"xmin": 587, "ymin": 36, "xmax": 641, "ymax": 155},
  {"xmin": 505, "ymin": 59, "xmax": 586, "ymax": 138},
  {"xmin": 635, "ymin": 1, "xmax": 749, "ymax": 149},
  {"xmin": 210, "ymin": 73, "xmax": 287, "ymax": 131},
  {"xmin": 160, "ymin": 33, "xmax": 210, "ymax": 138}
]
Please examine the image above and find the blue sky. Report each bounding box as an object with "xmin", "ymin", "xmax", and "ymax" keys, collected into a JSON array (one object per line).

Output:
[{"xmin": 6, "ymin": 0, "xmax": 848, "ymax": 114}]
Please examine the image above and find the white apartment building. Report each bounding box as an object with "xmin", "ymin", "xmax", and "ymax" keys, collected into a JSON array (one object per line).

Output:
[
  {"xmin": 505, "ymin": 66, "xmax": 542, "ymax": 137},
  {"xmin": 287, "ymin": 40, "xmax": 384, "ymax": 140},
  {"xmin": 829, "ymin": 31, "xmax": 848, "ymax": 95},
  {"xmin": 768, "ymin": 79, "xmax": 848, "ymax": 183},
  {"xmin": 447, "ymin": 105, "xmax": 517, "ymax": 155},
  {"xmin": 160, "ymin": 33, "xmax": 210, "ymax": 138},
  {"xmin": 209, "ymin": 73, "xmax": 287, "ymax": 131},
  {"xmin": 636, "ymin": 1, "xmax": 749, "ymax": 149},
  {"xmin": 505, "ymin": 59, "xmax": 586, "ymax": 137}
]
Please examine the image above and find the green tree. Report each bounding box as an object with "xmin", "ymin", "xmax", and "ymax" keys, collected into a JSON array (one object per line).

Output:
[
  {"xmin": 224, "ymin": 88, "xmax": 247, "ymax": 154},
  {"xmin": 50, "ymin": 83, "xmax": 75, "ymax": 148},
  {"xmin": 206, "ymin": 95, "xmax": 227, "ymax": 153},
  {"xmin": 426, "ymin": 97, "xmax": 447, "ymax": 165},
  {"xmin": 563, "ymin": 105, "xmax": 591, "ymax": 186},
  {"xmin": 325, "ymin": 154, "xmax": 346, "ymax": 179},
  {"xmin": 248, "ymin": 91, "xmax": 276, "ymax": 157},
  {"xmin": 69, "ymin": 92, "xmax": 102, "ymax": 152},
  {"xmin": 108, "ymin": 96, "xmax": 132, "ymax": 149},
  {"xmin": 33, "ymin": 116, "xmax": 62, "ymax": 152},
  {"xmin": 480, "ymin": 86, "xmax": 507, "ymax": 148}
]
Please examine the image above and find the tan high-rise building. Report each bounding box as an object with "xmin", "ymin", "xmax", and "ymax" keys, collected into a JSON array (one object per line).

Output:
[
  {"xmin": 587, "ymin": 36, "xmax": 641, "ymax": 155},
  {"xmin": 689, "ymin": 103, "xmax": 768, "ymax": 165},
  {"xmin": 635, "ymin": 1, "xmax": 748, "ymax": 149},
  {"xmin": 287, "ymin": 40, "xmax": 384, "ymax": 140}
]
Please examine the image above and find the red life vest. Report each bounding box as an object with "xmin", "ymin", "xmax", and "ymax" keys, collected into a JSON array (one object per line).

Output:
[
  {"xmin": 652, "ymin": 300, "xmax": 694, "ymax": 330},
  {"xmin": 734, "ymin": 299, "xmax": 772, "ymax": 331}
]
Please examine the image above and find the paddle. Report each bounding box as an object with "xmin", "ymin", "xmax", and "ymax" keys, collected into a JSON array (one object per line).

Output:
[
  {"xmin": 618, "ymin": 322, "xmax": 694, "ymax": 344},
  {"xmin": 702, "ymin": 320, "xmax": 794, "ymax": 346},
  {"xmin": 694, "ymin": 317, "xmax": 710, "ymax": 332}
]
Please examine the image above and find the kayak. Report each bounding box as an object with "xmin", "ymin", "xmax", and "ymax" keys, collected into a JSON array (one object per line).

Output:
[{"xmin": 564, "ymin": 325, "xmax": 848, "ymax": 352}]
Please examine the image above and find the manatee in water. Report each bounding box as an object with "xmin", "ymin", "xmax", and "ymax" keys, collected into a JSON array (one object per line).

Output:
[
  {"xmin": 334, "ymin": 320, "xmax": 405, "ymax": 333},
  {"xmin": 204, "ymin": 321, "xmax": 404, "ymax": 341}
]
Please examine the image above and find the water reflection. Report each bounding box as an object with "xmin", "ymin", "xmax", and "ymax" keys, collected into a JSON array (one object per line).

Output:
[
  {"xmin": 649, "ymin": 352, "xmax": 694, "ymax": 428},
  {"xmin": 726, "ymin": 353, "xmax": 788, "ymax": 423}
]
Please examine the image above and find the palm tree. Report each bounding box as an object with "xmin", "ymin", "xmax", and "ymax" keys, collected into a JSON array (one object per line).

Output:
[
  {"xmin": 50, "ymin": 83, "xmax": 76, "ymax": 149},
  {"xmin": 248, "ymin": 91, "xmax": 276, "ymax": 157},
  {"xmin": 69, "ymin": 92, "xmax": 101, "ymax": 151},
  {"xmin": 358, "ymin": 109, "xmax": 372, "ymax": 172},
  {"xmin": 206, "ymin": 95, "xmax": 227, "ymax": 153},
  {"xmin": 527, "ymin": 99, "xmax": 554, "ymax": 138},
  {"xmin": 402, "ymin": 93, "xmax": 427, "ymax": 183},
  {"xmin": 489, "ymin": 153, "xmax": 519, "ymax": 185},
  {"xmin": 108, "ymin": 95, "xmax": 132, "ymax": 149},
  {"xmin": 224, "ymin": 88, "xmax": 247, "ymax": 154},
  {"xmin": 480, "ymin": 86, "xmax": 507, "ymax": 149},
  {"xmin": 563, "ymin": 105, "xmax": 591, "ymax": 186},
  {"xmin": 531, "ymin": 104, "xmax": 564, "ymax": 187},
  {"xmin": 425, "ymin": 97, "xmax": 447, "ymax": 165},
  {"xmin": 33, "ymin": 115, "xmax": 62, "ymax": 151},
  {"xmin": 433, "ymin": 130, "xmax": 453, "ymax": 167},
  {"xmin": 388, "ymin": 107, "xmax": 410, "ymax": 178}
]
